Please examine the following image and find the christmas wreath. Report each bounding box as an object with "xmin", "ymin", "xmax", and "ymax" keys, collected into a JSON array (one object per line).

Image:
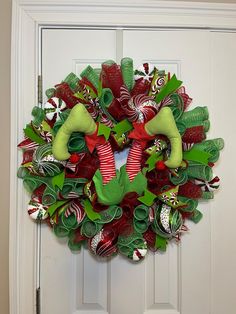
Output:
[{"xmin": 17, "ymin": 58, "xmax": 224, "ymax": 261}]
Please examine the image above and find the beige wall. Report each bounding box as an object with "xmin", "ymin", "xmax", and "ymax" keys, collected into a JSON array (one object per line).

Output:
[
  {"xmin": 0, "ymin": 0, "xmax": 11, "ymax": 313},
  {"xmin": 0, "ymin": 1, "xmax": 235, "ymax": 314}
]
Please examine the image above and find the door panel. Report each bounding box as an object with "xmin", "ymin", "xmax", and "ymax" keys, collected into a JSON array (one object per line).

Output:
[
  {"xmin": 41, "ymin": 29, "xmax": 235, "ymax": 314},
  {"xmin": 123, "ymin": 30, "xmax": 211, "ymax": 314},
  {"xmin": 41, "ymin": 29, "xmax": 117, "ymax": 314}
]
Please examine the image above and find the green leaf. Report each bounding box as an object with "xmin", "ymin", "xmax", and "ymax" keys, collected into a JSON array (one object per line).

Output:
[
  {"xmin": 155, "ymin": 235, "xmax": 167, "ymax": 251},
  {"xmin": 97, "ymin": 123, "xmax": 111, "ymax": 141},
  {"xmin": 52, "ymin": 171, "xmax": 65, "ymax": 190},
  {"xmin": 24, "ymin": 124, "xmax": 45, "ymax": 145},
  {"xmin": 48, "ymin": 200, "xmax": 69, "ymax": 216},
  {"xmin": 83, "ymin": 199, "xmax": 101, "ymax": 221},
  {"xmin": 155, "ymin": 74, "xmax": 182, "ymax": 104},
  {"xmin": 138, "ymin": 189, "xmax": 156, "ymax": 206},
  {"xmin": 112, "ymin": 119, "xmax": 133, "ymax": 137},
  {"xmin": 146, "ymin": 153, "xmax": 163, "ymax": 172},
  {"xmin": 183, "ymin": 148, "xmax": 212, "ymax": 165}
]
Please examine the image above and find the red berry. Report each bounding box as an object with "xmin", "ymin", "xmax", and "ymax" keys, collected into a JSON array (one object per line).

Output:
[
  {"xmin": 155, "ymin": 160, "xmax": 167, "ymax": 171},
  {"xmin": 69, "ymin": 153, "xmax": 80, "ymax": 164}
]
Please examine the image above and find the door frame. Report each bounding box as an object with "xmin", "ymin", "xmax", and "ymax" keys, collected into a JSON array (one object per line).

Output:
[{"xmin": 10, "ymin": 1, "xmax": 236, "ymax": 313}]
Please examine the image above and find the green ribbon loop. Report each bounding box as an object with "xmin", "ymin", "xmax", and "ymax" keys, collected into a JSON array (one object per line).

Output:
[
  {"xmin": 134, "ymin": 204, "xmax": 149, "ymax": 220},
  {"xmin": 61, "ymin": 211, "xmax": 79, "ymax": 230},
  {"xmin": 81, "ymin": 217, "xmax": 103, "ymax": 238},
  {"xmin": 68, "ymin": 132, "xmax": 87, "ymax": 153},
  {"xmin": 60, "ymin": 178, "xmax": 87, "ymax": 199},
  {"xmin": 133, "ymin": 219, "xmax": 149, "ymax": 233},
  {"xmin": 178, "ymin": 196, "xmax": 198, "ymax": 213},
  {"xmin": 96, "ymin": 205, "xmax": 122, "ymax": 224}
]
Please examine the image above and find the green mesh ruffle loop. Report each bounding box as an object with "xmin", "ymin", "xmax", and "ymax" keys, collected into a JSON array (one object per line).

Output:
[
  {"xmin": 193, "ymin": 138, "xmax": 224, "ymax": 163},
  {"xmin": 178, "ymin": 196, "xmax": 198, "ymax": 213},
  {"xmin": 80, "ymin": 65, "xmax": 99, "ymax": 89},
  {"xmin": 60, "ymin": 178, "xmax": 87, "ymax": 199},
  {"xmin": 180, "ymin": 106, "xmax": 209, "ymax": 124},
  {"xmin": 133, "ymin": 204, "xmax": 149, "ymax": 233},
  {"xmin": 118, "ymin": 232, "xmax": 147, "ymax": 259},
  {"xmin": 81, "ymin": 218, "xmax": 103, "ymax": 238},
  {"xmin": 186, "ymin": 161, "xmax": 213, "ymax": 181},
  {"xmin": 121, "ymin": 57, "xmax": 134, "ymax": 91},
  {"xmin": 63, "ymin": 72, "xmax": 80, "ymax": 90}
]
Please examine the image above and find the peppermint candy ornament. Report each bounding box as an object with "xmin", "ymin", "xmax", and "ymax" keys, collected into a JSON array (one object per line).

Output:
[
  {"xmin": 44, "ymin": 97, "xmax": 67, "ymax": 121},
  {"xmin": 134, "ymin": 63, "xmax": 155, "ymax": 82},
  {"xmin": 132, "ymin": 246, "xmax": 148, "ymax": 261},
  {"xmin": 120, "ymin": 85, "xmax": 158, "ymax": 123},
  {"xmin": 28, "ymin": 199, "xmax": 48, "ymax": 220},
  {"xmin": 195, "ymin": 176, "xmax": 220, "ymax": 192}
]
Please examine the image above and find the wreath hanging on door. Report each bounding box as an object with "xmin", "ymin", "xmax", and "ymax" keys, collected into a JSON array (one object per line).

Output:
[{"xmin": 17, "ymin": 58, "xmax": 224, "ymax": 262}]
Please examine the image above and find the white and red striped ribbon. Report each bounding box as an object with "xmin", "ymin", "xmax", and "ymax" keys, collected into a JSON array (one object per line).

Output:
[
  {"xmin": 65, "ymin": 200, "xmax": 85, "ymax": 224},
  {"xmin": 96, "ymin": 142, "xmax": 116, "ymax": 184},
  {"xmin": 126, "ymin": 141, "xmax": 143, "ymax": 181}
]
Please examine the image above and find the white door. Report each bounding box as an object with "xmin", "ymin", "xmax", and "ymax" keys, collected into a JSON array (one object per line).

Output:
[{"xmin": 40, "ymin": 28, "xmax": 236, "ymax": 314}]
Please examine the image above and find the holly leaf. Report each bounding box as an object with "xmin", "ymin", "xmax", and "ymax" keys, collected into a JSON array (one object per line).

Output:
[
  {"xmin": 146, "ymin": 153, "xmax": 163, "ymax": 172},
  {"xmin": 52, "ymin": 171, "xmax": 65, "ymax": 190},
  {"xmin": 155, "ymin": 235, "xmax": 167, "ymax": 251},
  {"xmin": 48, "ymin": 200, "xmax": 68, "ymax": 216},
  {"xmin": 112, "ymin": 119, "xmax": 133, "ymax": 137},
  {"xmin": 138, "ymin": 189, "xmax": 156, "ymax": 206},
  {"xmin": 83, "ymin": 199, "xmax": 101, "ymax": 221},
  {"xmin": 97, "ymin": 123, "xmax": 111, "ymax": 141},
  {"xmin": 183, "ymin": 149, "xmax": 212, "ymax": 165},
  {"xmin": 155, "ymin": 74, "xmax": 182, "ymax": 104},
  {"xmin": 24, "ymin": 124, "xmax": 45, "ymax": 145}
]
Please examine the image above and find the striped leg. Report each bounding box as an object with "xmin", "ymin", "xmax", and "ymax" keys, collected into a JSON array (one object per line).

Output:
[
  {"xmin": 96, "ymin": 142, "xmax": 116, "ymax": 184},
  {"xmin": 126, "ymin": 141, "xmax": 143, "ymax": 181}
]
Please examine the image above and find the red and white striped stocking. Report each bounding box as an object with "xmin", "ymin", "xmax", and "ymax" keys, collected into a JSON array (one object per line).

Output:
[
  {"xmin": 126, "ymin": 140, "xmax": 143, "ymax": 181},
  {"xmin": 96, "ymin": 142, "xmax": 116, "ymax": 184}
]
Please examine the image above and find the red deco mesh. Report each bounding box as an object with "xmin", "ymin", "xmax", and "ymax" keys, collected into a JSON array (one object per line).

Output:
[
  {"xmin": 182, "ymin": 126, "xmax": 206, "ymax": 143},
  {"xmin": 101, "ymin": 64, "xmax": 124, "ymax": 98},
  {"xmin": 55, "ymin": 82, "xmax": 79, "ymax": 108},
  {"xmin": 131, "ymin": 78, "xmax": 150, "ymax": 96},
  {"xmin": 178, "ymin": 181, "xmax": 203, "ymax": 199}
]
